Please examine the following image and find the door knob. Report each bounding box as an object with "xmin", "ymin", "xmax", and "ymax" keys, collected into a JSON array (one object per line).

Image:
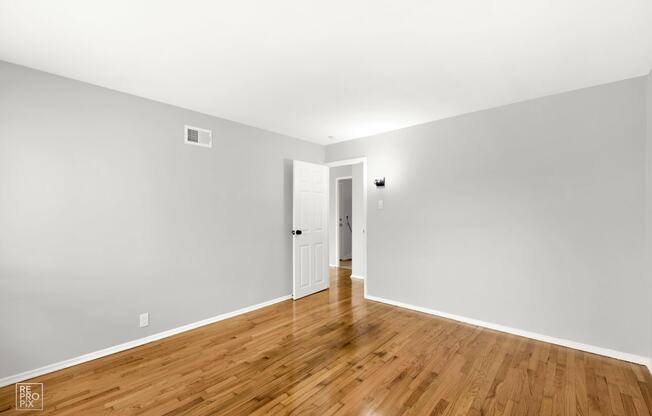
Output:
[{"xmin": 292, "ymin": 230, "xmax": 303, "ymax": 235}]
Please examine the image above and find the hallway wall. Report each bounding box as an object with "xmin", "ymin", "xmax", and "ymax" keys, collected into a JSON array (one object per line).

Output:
[{"xmin": 338, "ymin": 179, "xmax": 353, "ymax": 260}]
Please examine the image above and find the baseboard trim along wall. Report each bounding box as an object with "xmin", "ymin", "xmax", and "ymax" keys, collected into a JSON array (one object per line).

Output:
[
  {"xmin": 365, "ymin": 294, "xmax": 652, "ymax": 370},
  {"xmin": 3, "ymin": 292, "xmax": 648, "ymax": 387},
  {"xmin": 0, "ymin": 294, "xmax": 292, "ymax": 388},
  {"xmin": 350, "ymin": 274, "xmax": 365, "ymax": 280}
]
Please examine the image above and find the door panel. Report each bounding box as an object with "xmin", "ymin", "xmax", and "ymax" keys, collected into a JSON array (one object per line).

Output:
[
  {"xmin": 293, "ymin": 160, "xmax": 329, "ymax": 299},
  {"xmin": 299, "ymin": 245, "xmax": 311, "ymax": 288},
  {"xmin": 314, "ymin": 243, "xmax": 324, "ymax": 283}
]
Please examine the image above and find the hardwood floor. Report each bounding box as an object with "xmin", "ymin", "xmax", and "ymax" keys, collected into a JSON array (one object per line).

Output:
[{"xmin": 1, "ymin": 268, "xmax": 651, "ymax": 415}]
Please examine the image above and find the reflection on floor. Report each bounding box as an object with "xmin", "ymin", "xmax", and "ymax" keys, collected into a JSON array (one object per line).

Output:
[
  {"xmin": 338, "ymin": 259, "xmax": 351, "ymax": 269},
  {"xmin": 1, "ymin": 267, "xmax": 651, "ymax": 415}
]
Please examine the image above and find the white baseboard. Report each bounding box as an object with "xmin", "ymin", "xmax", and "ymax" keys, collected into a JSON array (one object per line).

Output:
[
  {"xmin": 350, "ymin": 274, "xmax": 365, "ymax": 280},
  {"xmin": 365, "ymin": 294, "xmax": 651, "ymax": 368},
  {"xmin": 0, "ymin": 294, "xmax": 292, "ymax": 388}
]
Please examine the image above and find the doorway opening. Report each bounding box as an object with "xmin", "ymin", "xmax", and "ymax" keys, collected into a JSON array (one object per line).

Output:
[
  {"xmin": 327, "ymin": 158, "xmax": 367, "ymax": 288},
  {"xmin": 336, "ymin": 177, "xmax": 353, "ymax": 269}
]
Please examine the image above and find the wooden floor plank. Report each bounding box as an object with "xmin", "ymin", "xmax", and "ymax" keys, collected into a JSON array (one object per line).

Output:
[{"xmin": 1, "ymin": 267, "xmax": 650, "ymax": 415}]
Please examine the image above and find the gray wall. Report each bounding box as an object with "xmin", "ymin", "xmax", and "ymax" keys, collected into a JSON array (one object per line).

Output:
[
  {"xmin": 328, "ymin": 165, "xmax": 352, "ymax": 265},
  {"xmin": 0, "ymin": 61, "xmax": 324, "ymax": 378},
  {"xmin": 326, "ymin": 77, "xmax": 650, "ymax": 358},
  {"xmin": 1, "ymin": 59, "xmax": 650, "ymax": 379}
]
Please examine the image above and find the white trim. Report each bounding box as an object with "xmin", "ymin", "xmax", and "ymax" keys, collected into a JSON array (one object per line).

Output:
[
  {"xmin": 365, "ymin": 294, "xmax": 651, "ymax": 367},
  {"xmin": 361, "ymin": 160, "xmax": 368, "ymax": 300},
  {"xmin": 0, "ymin": 295, "xmax": 292, "ymax": 388},
  {"xmin": 350, "ymin": 274, "xmax": 365, "ymax": 280}
]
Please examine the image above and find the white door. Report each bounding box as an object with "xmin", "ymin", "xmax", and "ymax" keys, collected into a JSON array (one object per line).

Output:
[{"xmin": 293, "ymin": 160, "xmax": 329, "ymax": 299}]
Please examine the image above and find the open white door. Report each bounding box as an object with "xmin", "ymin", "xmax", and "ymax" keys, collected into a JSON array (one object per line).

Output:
[{"xmin": 293, "ymin": 160, "xmax": 329, "ymax": 299}]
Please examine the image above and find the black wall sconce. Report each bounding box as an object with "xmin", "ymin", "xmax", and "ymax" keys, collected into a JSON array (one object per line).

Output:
[{"xmin": 374, "ymin": 177, "xmax": 385, "ymax": 187}]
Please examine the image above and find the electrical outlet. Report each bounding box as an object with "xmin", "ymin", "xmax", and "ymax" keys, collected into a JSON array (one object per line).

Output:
[
  {"xmin": 139, "ymin": 312, "xmax": 149, "ymax": 328},
  {"xmin": 377, "ymin": 199, "xmax": 384, "ymax": 210}
]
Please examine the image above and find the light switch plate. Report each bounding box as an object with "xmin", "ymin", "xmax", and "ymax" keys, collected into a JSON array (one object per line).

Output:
[{"xmin": 377, "ymin": 200, "xmax": 384, "ymax": 210}]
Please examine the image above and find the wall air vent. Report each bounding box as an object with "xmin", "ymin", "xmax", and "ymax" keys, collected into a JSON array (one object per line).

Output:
[{"xmin": 184, "ymin": 125, "xmax": 212, "ymax": 148}]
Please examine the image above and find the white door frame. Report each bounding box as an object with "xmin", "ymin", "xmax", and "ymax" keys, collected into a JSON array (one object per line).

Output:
[
  {"xmin": 326, "ymin": 157, "xmax": 367, "ymax": 297},
  {"xmin": 334, "ymin": 176, "xmax": 352, "ymax": 264}
]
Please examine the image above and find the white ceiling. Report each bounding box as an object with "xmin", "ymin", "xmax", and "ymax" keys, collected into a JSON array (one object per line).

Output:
[{"xmin": 1, "ymin": 1, "xmax": 651, "ymax": 144}]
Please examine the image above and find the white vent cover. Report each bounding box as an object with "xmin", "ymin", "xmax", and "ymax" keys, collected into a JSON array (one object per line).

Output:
[{"xmin": 184, "ymin": 125, "xmax": 212, "ymax": 148}]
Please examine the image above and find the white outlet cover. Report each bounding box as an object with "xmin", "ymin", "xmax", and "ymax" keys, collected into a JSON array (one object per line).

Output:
[
  {"xmin": 377, "ymin": 200, "xmax": 384, "ymax": 210},
  {"xmin": 139, "ymin": 312, "xmax": 149, "ymax": 328}
]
